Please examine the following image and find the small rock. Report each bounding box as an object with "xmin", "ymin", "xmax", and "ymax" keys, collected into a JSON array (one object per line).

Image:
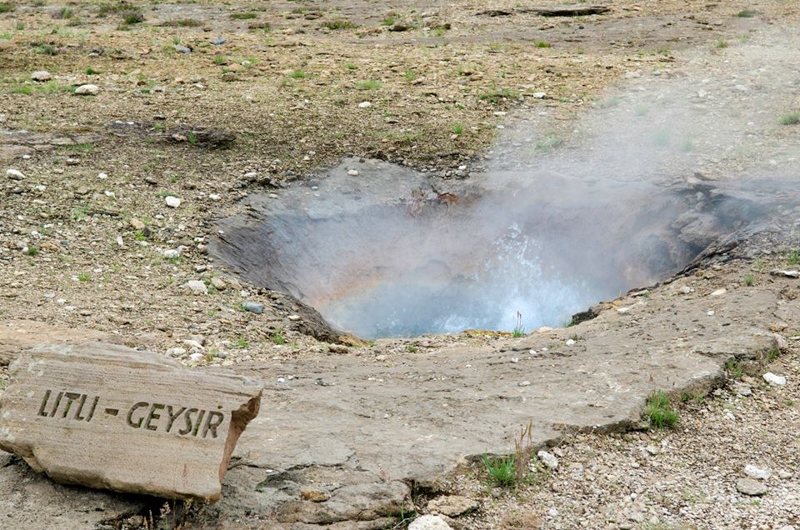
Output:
[
  {"xmin": 183, "ymin": 280, "xmax": 208, "ymax": 295},
  {"xmin": 427, "ymin": 495, "xmax": 478, "ymax": 517},
  {"xmin": 6, "ymin": 169, "xmax": 25, "ymax": 180},
  {"xmin": 287, "ymin": 314, "xmax": 302, "ymax": 321},
  {"xmin": 358, "ymin": 101, "xmax": 372, "ymax": 108},
  {"xmin": 679, "ymin": 286, "xmax": 694, "ymax": 294},
  {"xmin": 162, "ymin": 249, "xmax": 181, "ymax": 259},
  {"xmin": 347, "ymin": 169, "xmax": 359, "ymax": 176},
  {"xmin": 210, "ymin": 277, "xmax": 227, "ymax": 290},
  {"xmin": 532, "ymin": 92, "xmax": 547, "ymax": 99},
  {"xmin": 565, "ymin": 338, "xmax": 575, "ymax": 346},
  {"xmin": 189, "ymin": 352, "xmax": 204, "ymax": 362},
  {"xmin": 408, "ymin": 515, "xmax": 453, "ymax": 530},
  {"xmin": 778, "ymin": 470, "xmax": 793, "ymax": 479},
  {"xmin": 212, "ymin": 37, "xmax": 227, "ymax": 45},
  {"xmin": 242, "ymin": 301, "xmax": 264, "ymax": 314},
  {"xmin": 763, "ymin": 372, "xmax": 786, "ymax": 386},
  {"xmin": 66, "ymin": 158, "xmax": 80, "ymax": 166},
  {"xmin": 519, "ymin": 381, "xmax": 531, "ymax": 387},
  {"xmin": 770, "ymin": 269, "xmax": 799, "ymax": 278},
  {"xmin": 732, "ymin": 382, "xmax": 752, "ymax": 397},
  {"xmin": 736, "ymin": 477, "xmax": 767, "ymax": 496},
  {"xmin": 710, "ymin": 288, "xmax": 727, "ymax": 296},
  {"xmin": 130, "ymin": 218, "xmax": 145, "ymax": 230},
  {"xmin": 300, "ymin": 489, "xmax": 330, "ymax": 502},
  {"xmin": 165, "ymin": 196, "xmax": 181, "ymax": 208},
  {"xmin": 74, "ymin": 84, "xmax": 100, "ymax": 96},
  {"xmin": 31, "ymin": 70, "xmax": 52, "ymax": 82},
  {"xmin": 744, "ymin": 464, "xmax": 771, "ymax": 480},
  {"xmin": 175, "ymin": 45, "xmax": 192, "ymax": 54},
  {"xmin": 538, "ymin": 450, "xmax": 559, "ymax": 470},
  {"xmin": 165, "ymin": 347, "xmax": 186, "ymax": 358}
]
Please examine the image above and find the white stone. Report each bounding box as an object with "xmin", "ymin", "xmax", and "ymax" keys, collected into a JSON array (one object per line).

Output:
[
  {"xmin": 763, "ymin": 372, "xmax": 786, "ymax": 386},
  {"xmin": 74, "ymin": 84, "xmax": 100, "ymax": 95},
  {"xmin": 31, "ymin": 70, "xmax": 51, "ymax": 82},
  {"xmin": 358, "ymin": 101, "xmax": 372, "ymax": 108},
  {"xmin": 165, "ymin": 347, "xmax": 187, "ymax": 358},
  {"xmin": 565, "ymin": 339, "xmax": 575, "ymax": 346},
  {"xmin": 189, "ymin": 352, "xmax": 205, "ymax": 362},
  {"xmin": 162, "ymin": 249, "xmax": 181, "ymax": 259},
  {"xmin": 408, "ymin": 515, "xmax": 452, "ymax": 530},
  {"xmin": 710, "ymin": 288, "xmax": 727, "ymax": 296},
  {"xmin": 537, "ymin": 450, "xmax": 559, "ymax": 470},
  {"xmin": 744, "ymin": 464, "xmax": 771, "ymax": 480},
  {"xmin": 347, "ymin": 169, "xmax": 359, "ymax": 176},
  {"xmin": 183, "ymin": 280, "xmax": 208, "ymax": 295},
  {"xmin": 6, "ymin": 169, "xmax": 25, "ymax": 180},
  {"xmin": 532, "ymin": 92, "xmax": 546, "ymax": 99},
  {"xmin": 98, "ymin": 172, "xmax": 108, "ymax": 179},
  {"xmin": 165, "ymin": 196, "xmax": 181, "ymax": 208}
]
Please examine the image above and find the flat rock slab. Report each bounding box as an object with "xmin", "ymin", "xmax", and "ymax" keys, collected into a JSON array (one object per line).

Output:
[{"xmin": 0, "ymin": 343, "xmax": 262, "ymax": 502}]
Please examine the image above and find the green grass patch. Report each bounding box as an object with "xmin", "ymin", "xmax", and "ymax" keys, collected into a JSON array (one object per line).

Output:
[
  {"xmin": 230, "ymin": 12, "xmax": 257, "ymax": 20},
  {"xmin": 272, "ymin": 330, "xmax": 286, "ymax": 345},
  {"xmin": 737, "ymin": 9, "xmax": 758, "ymax": 18},
  {"xmin": 0, "ymin": 3, "xmax": 15, "ymax": 13},
  {"xmin": 289, "ymin": 69, "xmax": 307, "ymax": 79},
  {"xmin": 12, "ymin": 85, "xmax": 32, "ymax": 95},
  {"xmin": 788, "ymin": 250, "xmax": 799, "ymax": 265},
  {"xmin": 725, "ymin": 359, "xmax": 744, "ymax": 380},
  {"xmin": 645, "ymin": 390, "xmax": 679, "ymax": 429},
  {"xmin": 779, "ymin": 112, "xmax": 800, "ymax": 126},
  {"xmin": 452, "ymin": 123, "xmax": 463, "ymax": 135},
  {"xmin": 77, "ymin": 273, "xmax": 91, "ymax": 282},
  {"xmin": 163, "ymin": 18, "xmax": 202, "ymax": 27},
  {"xmin": 483, "ymin": 455, "xmax": 517, "ymax": 488},
  {"xmin": 355, "ymin": 79, "xmax": 382, "ymax": 90},
  {"xmin": 381, "ymin": 16, "xmax": 396, "ymax": 26},
  {"xmin": 534, "ymin": 40, "xmax": 551, "ymax": 48}
]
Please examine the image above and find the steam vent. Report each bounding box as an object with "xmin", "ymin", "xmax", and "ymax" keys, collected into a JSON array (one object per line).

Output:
[{"xmin": 211, "ymin": 159, "xmax": 772, "ymax": 339}]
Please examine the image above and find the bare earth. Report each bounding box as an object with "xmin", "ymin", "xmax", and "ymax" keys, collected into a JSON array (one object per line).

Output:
[{"xmin": 1, "ymin": 1, "xmax": 800, "ymax": 529}]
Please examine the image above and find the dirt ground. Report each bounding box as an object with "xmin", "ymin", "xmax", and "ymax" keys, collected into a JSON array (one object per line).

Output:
[{"xmin": 1, "ymin": 0, "xmax": 800, "ymax": 529}]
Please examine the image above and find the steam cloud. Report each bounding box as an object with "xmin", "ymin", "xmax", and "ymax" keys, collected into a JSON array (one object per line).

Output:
[{"xmin": 216, "ymin": 27, "xmax": 800, "ymax": 338}]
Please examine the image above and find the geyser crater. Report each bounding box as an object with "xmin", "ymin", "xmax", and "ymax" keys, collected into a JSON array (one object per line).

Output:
[{"xmin": 211, "ymin": 159, "xmax": 764, "ymax": 339}]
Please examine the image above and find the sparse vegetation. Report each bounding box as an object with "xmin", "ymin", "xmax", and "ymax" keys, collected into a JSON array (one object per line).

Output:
[
  {"xmin": 725, "ymin": 359, "xmax": 744, "ymax": 380},
  {"xmin": 483, "ymin": 454, "xmax": 518, "ymax": 488},
  {"xmin": 163, "ymin": 18, "xmax": 202, "ymax": 27},
  {"xmin": 479, "ymin": 87, "xmax": 520, "ymax": 103},
  {"xmin": 381, "ymin": 16, "xmax": 396, "ymax": 26},
  {"xmin": 645, "ymin": 390, "xmax": 679, "ymax": 429},
  {"xmin": 235, "ymin": 337, "xmax": 249, "ymax": 349},
  {"xmin": 534, "ymin": 40, "xmax": 551, "ymax": 48},
  {"xmin": 737, "ymin": 9, "xmax": 758, "ymax": 18},
  {"xmin": 272, "ymin": 330, "xmax": 286, "ymax": 345},
  {"xmin": 289, "ymin": 69, "xmax": 307, "ymax": 79},
  {"xmin": 715, "ymin": 39, "xmax": 729, "ymax": 49},
  {"xmin": 77, "ymin": 273, "xmax": 91, "ymax": 282},
  {"xmin": 324, "ymin": 18, "xmax": 357, "ymax": 30},
  {"xmin": 452, "ymin": 123, "xmax": 464, "ymax": 135},
  {"xmin": 744, "ymin": 274, "xmax": 754, "ymax": 286},
  {"xmin": 0, "ymin": 3, "xmax": 15, "ymax": 13},
  {"xmin": 230, "ymin": 12, "xmax": 257, "ymax": 20},
  {"xmin": 788, "ymin": 250, "xmax": 799, "ymax": 265},
  {"xmin": 355, "ymin": 79, "xmax": 382, "ymax": 90},
  {"xmin": 779, "ymin": 112, "xmax": 800, "ymax": 126},
  {"xmin": 26, "ymin": 246, "xmax": 39, "ymax": 256},
  {"xmin": 512, "ymin": 311, "xmax": 525, "ymax": 338}
]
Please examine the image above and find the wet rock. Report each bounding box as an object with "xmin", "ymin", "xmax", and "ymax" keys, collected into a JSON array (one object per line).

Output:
[
  {"xmin": 74, "ymin": 84, "xmax": 100, "ymax": 96},
  {"xmin": 0, "ymin": 343, "xmax": 262, "ymax": 502},
  {"xmin": 736, "ymin": 478, "xmax": 767, "ymax": 496},
  {"xmin": 744, "ymin": 464, "xmax": 771, "ymax": 480},
  {"xmin": 31, "ymin": 70, "xmax": 51, "ymax": 82},
  {"xmin": 427, "ymin": 495, "xmax": 478, "ymax": 517},
  {"xmin": 763, "ymin": 372, "xmax": 786, "ymax": 386},
  {"xmin": 409, "ymin": 515, "xmax": 453, "ymax": 530}
]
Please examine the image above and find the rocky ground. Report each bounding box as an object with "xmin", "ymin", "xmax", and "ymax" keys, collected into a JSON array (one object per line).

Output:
[{"xmin": 1, "ymin": 0, "xmax": 800, "ymax": 529}]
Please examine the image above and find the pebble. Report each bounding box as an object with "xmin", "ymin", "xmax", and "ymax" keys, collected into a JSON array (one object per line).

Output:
[
  {"xmin": 165, "ymin": 347, "xmax": 186, "ymax": 358},
  {"xmin": 532, "ymin": 92, "xmax": 547, "ymax": 99},
  {"xmin": 347, "ymin": 169, "xmax": 359, "ymax": 176},
  {"xmin": 175, "ymin": 45, "xmax": 192, "ymax": 54},
  {"xmin": 74, "ymin": 84, "xmax": 100, "ymax": 96},
  {"xmin": 736, "ymin": 477, "xmax": 767, "ymax": 496},
  {"xmin": 183, "ymin": 280, "xmax": 208, "ymax": 295},
  {"xmin": 189, "ymin": 352, "xmax": 204, "ymax": 362},
  {"xmin": 129, "ymin": 218, "xmax": 145, "ymax": 230},
  {"xmin": 210, "ymin": 277, "xmax": 227, "ymax": 290},
  {"xmin": 287, "ymin": 314, "xmax": 302, "ymax": 321},
  {"xmin": 519, "ymin": 381, "xmax": 531, "ymax": 387},
  {"xmin": 242, "ymin": 301, "xmax": 264, "ymax": 314},
  {"xmin": 763, "ymin": 372, "xmax": 786, "ymax": 386},
  {"xmin": 565, "ymin": 338, "xmax": 576, "ymax": 346},
  {"xmin": 31, "ymin": 70, "xmax": 51, "ymax": 82},
  {"xmin": 744, "ymin": 464, "xmax": 771, "ymax": 480},
  {"xmin": 98, "ymin": 172, "xmax": 108, "ymax": 179},
  {"xmin": 427, "ymin": 495, "xmax": 478, "ymax": 517},
  {"xmin": 679, "ymin": 286, "xmax": 694, "ymax": 294},
  {"xmin": 212, "ymin": 37, "xmax": 227, "ymax": 45},
  {"xmin": 162, "ymin": 249, "xmax": 181, "ymax": 259},
  {"xmin": 408, "ymin": 515, "xmax": 452, "ymax": 530},
  {"xmin": 538, "ymin": 450, "xmax": 559, "ymax": 470},
  {"xmin": 165, "ymin": 196, "xmax": 181, "ymax": 208},
  {"xmin": 6, "ymin": 169, "xmax": 25, "ymax": 180},
  {"xmin": 710, "ymin": 288, "xmax": 727, "ymax": 296},
  {"xmin": 732, "ymin": 382, "xmax": 752, "ymax": 396},
  {"xmin": 358, "ymin": 101, "xmax": 372, "ymax": 108}
]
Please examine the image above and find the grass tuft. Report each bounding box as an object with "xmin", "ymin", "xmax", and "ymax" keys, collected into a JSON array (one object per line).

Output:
[
  {"xmin": 645, "ymin": 390, "xmax": 679, "ymax": 429},
  {"xmin": 779, "ymin": 112, "xmax": 800, "ymax": 126}
]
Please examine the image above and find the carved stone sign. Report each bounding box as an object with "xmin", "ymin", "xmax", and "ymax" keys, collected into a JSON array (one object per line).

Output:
[{"xmin": 0, "ymin": 343, "xmax": 262, "ymax": 502}]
